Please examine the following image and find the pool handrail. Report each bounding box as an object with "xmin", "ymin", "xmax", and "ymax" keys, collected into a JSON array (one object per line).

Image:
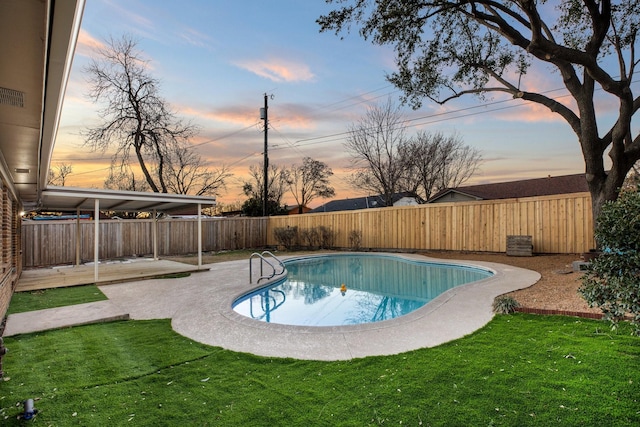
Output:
[
  {"xmin": 248, "ymin": 288, "xmax": 286, "ymax": 320},
  {"xmin": 249, "ymin": 251, "xmax": 286, "ymax": 283}
]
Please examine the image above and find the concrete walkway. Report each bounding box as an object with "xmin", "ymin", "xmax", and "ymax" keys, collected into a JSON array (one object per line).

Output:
[
  {"xmin": 4, "ymin": 254, "xmax": 540, "ymax": 360},
  {"xmin": 4, "ymin": 301, "xmax": 129, "ymax": 336}
]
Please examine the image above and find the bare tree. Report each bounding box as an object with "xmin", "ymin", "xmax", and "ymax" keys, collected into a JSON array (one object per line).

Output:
[
  {"xmin": 286, "ymin": 157, "xmax": 336, "ymax": 213},
  {"xmin": 241, "ymin": 163, "xmax": 288, "ymax": 216},
  {"xmin": 103, "ymin": 164, "xmax": 150, "ymax": 192},
  {"xmin": 47, "ymin": 163, "xmax": 73, "ymax": 186},
  {"xmin": 319, "ymin": 1, "xmax": 640, "ymax": 224},
  {"xmin": 83, "ymin": 35, "xmax": 197, "ymax": 193},
  {"xmin": 102, "ymin": 165, "xmax": 151, "ymax": 218},
  {"xmin": 210, "ymin": 200, "xmax": 244, "ymax": 216},
  {"xmin": 345, "ymin": 99, "xmax": 408, "ymax": 206},
  {"xmin": 164, "ymin": 141, "xmax": 232, "ymax": 196},
  {"xmin": 401, "ymin": 132, "xmax": 482, "ymax": 201}
]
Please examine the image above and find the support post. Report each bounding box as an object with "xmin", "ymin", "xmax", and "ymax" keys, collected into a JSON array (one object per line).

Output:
[
  {"xmin": 94, "ymin": 199, "xmax": 99, "ymax": 282},
  {"xmin": 153, "ymin": 209, "xmax": 158, "ymax": 260},
  {"xmin": 75, "ymin": 207, "xmax": 81, "ymax": 266},
  {"xmin": 197, "ymin": 203, "xmax": 202, "ymax": 269}
]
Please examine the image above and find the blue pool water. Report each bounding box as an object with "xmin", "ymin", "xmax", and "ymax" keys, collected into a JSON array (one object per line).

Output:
[{"xmin": 233, "ymin": 254, "xmax": 493, "ymax": 327}]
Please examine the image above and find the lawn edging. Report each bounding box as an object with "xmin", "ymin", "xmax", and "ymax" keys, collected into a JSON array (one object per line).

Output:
[{"xmin": 515, "ymin": 306, "xmax": 603, "ymax": 319}]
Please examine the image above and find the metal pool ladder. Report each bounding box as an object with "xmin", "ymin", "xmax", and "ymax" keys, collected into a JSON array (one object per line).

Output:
[{"xmin": 249, "ymin": 251, "xmax": 286, "ymax": 283}]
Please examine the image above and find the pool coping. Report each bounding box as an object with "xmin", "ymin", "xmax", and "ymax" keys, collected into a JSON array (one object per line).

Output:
[{"xmin": 98, "ymin": 252, "xmax": 541, "ymax": 361}]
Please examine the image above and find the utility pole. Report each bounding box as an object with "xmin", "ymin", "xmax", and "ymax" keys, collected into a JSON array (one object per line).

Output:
[{"xmin": 261, "ymin": 94, "xmax": 269, "ymax": 217}]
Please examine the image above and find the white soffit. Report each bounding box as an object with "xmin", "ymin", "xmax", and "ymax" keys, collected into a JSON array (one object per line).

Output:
[{"xmin": 40, "ymin": 186, "xmax": 216, "ymax": 213}]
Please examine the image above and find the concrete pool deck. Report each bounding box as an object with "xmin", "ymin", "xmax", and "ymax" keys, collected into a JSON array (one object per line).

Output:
[
  {"xmin": 5, "ymin": 253, "xmax": 540, "ymax": 360},
  {"xmin": 89, "ymin": 253, "xmax": 540, "ymax": 361}
]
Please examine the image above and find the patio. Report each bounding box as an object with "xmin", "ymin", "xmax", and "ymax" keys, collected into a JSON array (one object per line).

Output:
[{"xmin": 16, "ymin": 259, "xmax": 208, "ymax": 291}]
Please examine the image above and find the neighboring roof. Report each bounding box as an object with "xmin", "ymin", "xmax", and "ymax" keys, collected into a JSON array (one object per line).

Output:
[
  {"xmin": 0, "ymin": 0, "xmax": 85, "ymax": 210},
  {"xmin": 39, "ymin": 186, "xmax": 216, "ymax": 213},
  {"xmin": 285, "ymin": 205, "xmax": 312, "ymax": 214},
  {"xmin": 428, "ymin": 173, "xmax": 589, "ymax": 203},
  {"xmin": 311, "ymin": 192, "xmax": 419, "ymax": 213}
]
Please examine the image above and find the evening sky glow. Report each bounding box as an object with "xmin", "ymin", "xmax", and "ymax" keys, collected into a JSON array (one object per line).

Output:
[{"xmin": 53, "ymin": 0, "xmax": 639, "ymax": 208}]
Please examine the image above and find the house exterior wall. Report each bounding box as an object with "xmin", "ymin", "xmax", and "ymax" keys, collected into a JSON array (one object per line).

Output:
[
  {"xmin": 393, "ymin": 197, "xmax": 420, "ymax": 207},
  {"xmin": 0, "ymin": 179, "xmax": 22, "ymax": 320},
  {"xmin": 429, "ymin": 192, "xmax": 478, "ymax": 203}
]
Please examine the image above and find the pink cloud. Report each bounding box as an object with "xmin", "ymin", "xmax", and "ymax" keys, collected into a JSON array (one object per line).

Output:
[
  {"xmin": 179, "ymin": 105, "xmax": 259, "ymax": 127},
  {"xmin": 233, "ymin": 58, "xmax": 315, "ymax": 82},
  {"xmin": 179, "ymin": 102, "xmax": 318, "ymax": 131},
  {"xmin": 176, "ymin": 27, "xmax": 215, "ymax": 49},
  {"xmin": 75, "ymin": 29, "xmax": 105, "ymax": 57},
  {"xmin": 269, "ymin": 104, "xmax": 317, "ymax": 130},
  {"xmin": 74, "ymin": 29, "xmax": 155, "ymax": 72}
]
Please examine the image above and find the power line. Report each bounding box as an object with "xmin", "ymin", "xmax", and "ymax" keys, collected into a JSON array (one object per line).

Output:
[
  {"xmin": 277, "ymin": 73, "xmax": 639, "ymax": 152},
  {"xmin": 54, "ymin": 85, "xmax": 408, "ymax": 172},
  {"xmin": 56, "ymin": 74, "xmax": 640, "ymax": 177},
  {"xmin": 67, "ymin": 166, "xmax": 113, "ymax": 176},
  {"xmin": 278, "ymin": 83, "xmax": 617, "ymax": 151},
  {"xmin": 310, "ymin": 84, "xmax": 399, "ymax": 114},
  {"xmin": 269, "ymin": 124, "xmax": 306, "ymax": 157},
  {"xmin": 192, "ymin": 122, "xmax": 259, "ymax": 148}
]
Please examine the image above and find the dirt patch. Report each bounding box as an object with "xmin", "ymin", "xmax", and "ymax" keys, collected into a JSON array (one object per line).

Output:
[{"xmin": 421, "ymin": 251, "xmax": 602, "ymax": 316}]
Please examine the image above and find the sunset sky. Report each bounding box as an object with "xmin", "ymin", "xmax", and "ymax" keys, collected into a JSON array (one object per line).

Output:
[{"xmin": 53, "ymin": 0, "xmax": 638, "ymax": 208}]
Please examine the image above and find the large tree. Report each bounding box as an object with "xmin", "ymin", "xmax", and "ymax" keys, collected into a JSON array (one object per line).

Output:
[
  {"xmin": 319, "ymin": 0, "xmax": 640, "ymax": 223},
  {"xmin": 83, "ymin": 35, "xmax": 197, "ymax": 193},
  {"xmin": 286, "ymin": 157, "xmax": 336, "ymax": 213},
  {"xmin": 346, "ymin": 100, "xmax": 481, "ymax": 204},
  {"xmin": 345, "ymin": 99, "xmax": 408, "ymax": 206},
  {"xmin": 401, "ymin": 131, "xmax": 482, "ymax": 201}
]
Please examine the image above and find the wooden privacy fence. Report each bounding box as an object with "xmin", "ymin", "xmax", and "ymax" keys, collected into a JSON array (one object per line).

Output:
[
  {"xmin": 267, "ymin": 192, "xmax": 595, "ymax": 254},
  {"xmin": 21, "ymin": 192, "xmax": 595, "ymax": 267},
  {"xmin": 22, "ymin": 217, "xmax": 267, "ymax": 268}
]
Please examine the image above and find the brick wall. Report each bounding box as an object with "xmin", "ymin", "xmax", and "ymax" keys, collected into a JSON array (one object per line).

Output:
[{"xmin": 0, "ymin": 181, "xmax": 21, "ymax": 322}]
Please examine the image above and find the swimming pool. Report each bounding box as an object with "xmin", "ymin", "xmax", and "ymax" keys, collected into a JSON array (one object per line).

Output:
[{"xmin": 233, "ymin": 254, "xmax": 493, "ymax": 327}]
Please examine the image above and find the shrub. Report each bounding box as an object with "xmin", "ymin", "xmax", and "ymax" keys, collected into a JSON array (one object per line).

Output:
[
  {"xmin": 492, "ymin": 295, "xmax": 520, "ymax": 314},
  {"xmin": 318, "ymin": 226, "xmax": 336, "ymax": 249},
  {"xmin": 579, "ymin": 188, "xmax": 640, "ymax": 334},
  {"xmin": 300, "ymin": 227, "xmax": 320, "ymax": 249},
  {"xmin": 348, "ymin": 230, "xmax": 362, "ymax": 250},
  {"xmin": 273, "ymin": 226, "xmax": 299, "ymax": 250}
]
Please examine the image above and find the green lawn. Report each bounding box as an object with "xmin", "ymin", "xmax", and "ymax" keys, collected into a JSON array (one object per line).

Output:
[
  {"xmin": 6, "ymin": 284, "xmax": 107, "ymax": 315},
  {"xmin": 1, "ymin": 314, "xmax": 638, "ymax": 426}
]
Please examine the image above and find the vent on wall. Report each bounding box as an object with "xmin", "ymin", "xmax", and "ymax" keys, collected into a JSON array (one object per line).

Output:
[{"xmin": 0, "ymin": 87, "xmax": 25, "ymax": 108}]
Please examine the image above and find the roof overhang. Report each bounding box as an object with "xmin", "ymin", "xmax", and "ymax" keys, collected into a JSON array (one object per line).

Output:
[
  {"xmin": 39, "ymin": 186, "xmax": 216, "ymax": 213},
  {"xmin": 3, "ymin": 1, "xmax": 217, "ymax": 216},
  {"xmin": 0, "ymin": 0, "xmax": 85, "ymax": 210}
]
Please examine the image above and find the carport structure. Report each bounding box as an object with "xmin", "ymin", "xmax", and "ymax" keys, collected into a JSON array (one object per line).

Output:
[{"xmin": 37, "ymin": 186, "xmax": 216, "ymax": 282}]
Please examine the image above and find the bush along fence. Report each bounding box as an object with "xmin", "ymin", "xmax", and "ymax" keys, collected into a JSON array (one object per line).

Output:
[{"xmin": 22, "ymin": 192, "xmax": 594, "ymax": 268}]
